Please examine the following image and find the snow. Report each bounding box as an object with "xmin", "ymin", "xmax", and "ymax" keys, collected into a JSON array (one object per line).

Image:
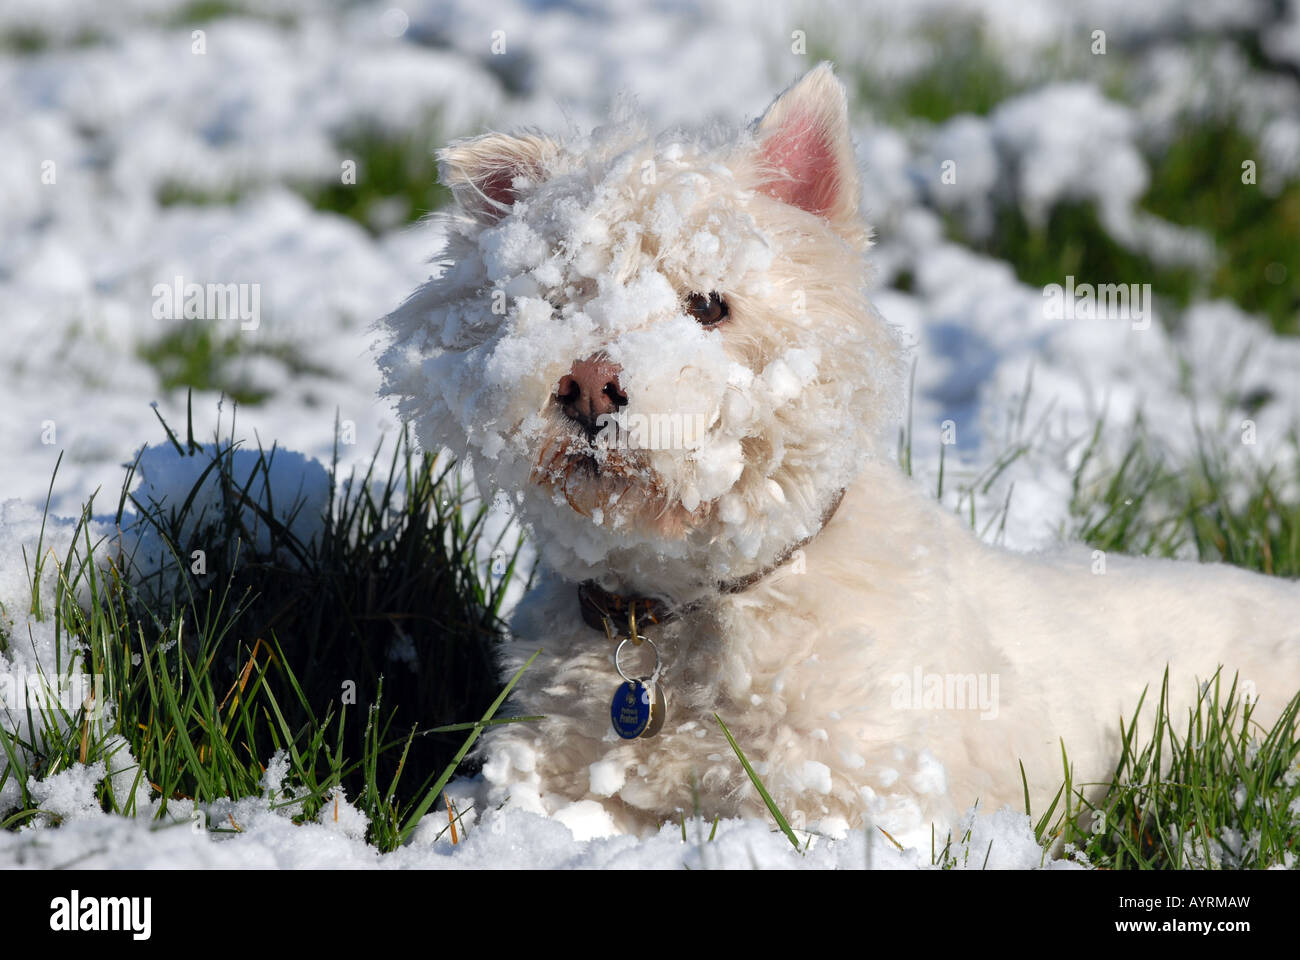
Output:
[
  {"xmin": 0, "ymin": 789, "xmax": 1065, "ymax": 870},
  {"xmin": 588, "ymin": 759, "xmax": 627, "ymax": 798},
  {"xmin": 991, "ymin": 84, "xmax": 1149, "ymax": 234},
  {"xmin": 27, "ymin": 761, "xmax": 108, "ymax": 826},
  {"xmin": 1, "ymin": 0, "xmax": 1297, "ymax": 866},
  {"xmin": 120, "ymin": 439, "xmax": 332, "ymax": 590}
]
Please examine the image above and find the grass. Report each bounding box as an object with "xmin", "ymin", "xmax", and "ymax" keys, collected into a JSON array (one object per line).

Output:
[
  {"xmin": 872, "ymin": 27, "xmax": 1018, "ymax": 124},
  {"xmin": 146, "ymin": 116, "xmax": 450, "ymax": 402},
  {"xmin": 933, "ymin": 114, "xmax": 1299, "ymax": 339},
  {"xmin": 945, "ymin": 119, "xmax": 1300, "ymax": 338},
  {"xmin": 165, "ymin": 1, "xmax": 294, "ymax": 29},
  {"xmin": 1069, "ymin": 418, "xmax": 1300, "ymax": 576},
  {"xmin": 0, "ymin": 401, "xmax": 533, "ymax": 852},
  {"xmin": 1141, "ymin": 119, "xmax": 1300, "ymax": 336},
  {"xmin": 931, "ymin": 819, "xmax": 994, "ymax": 871},
  {"xmin": 718, "ymin": 671, "xmax": 1291, "ymax": 871},
  {"xmin": 925, "ymin": 670, "xmax": 1300, "ymax": 870},
  {"xmin": 0, "ymin": 26, "xmax": 105, "ymax": 55},
  {"xmin": 156, "ymin": 121, "xmax": 450, "ymax": 238},
  {"xmin": 298, "ymin": 121, "xmax": 451, "ymax": 235},
  {"xmin": 137, "ymin": 324, "xmax": 332, "ymax": 406},
  {"xmin": 715, "ymin": 714, "xmax": 801, "ymax": 851},
  {"xmin": 1027, "ymin": 671, "xmax": 1300, "ymax": 869},
  {"xmin": 0, "ymin": 0, "xmax": 277, "ymax": 56},
  {"xmin": 818, "ymin": 24, "xmax": 1300, "ymax": 337},
  {"xmin": 814, "ymin": 18, "xmax": 1024, "ymax": 127},
  {"xmin": 949, "ymin": 200, "xmax": 1201, "ymax": 319},
  {"xmin": 1053, "ymin": 426, "xmax": 1300, "ymax": 867}
]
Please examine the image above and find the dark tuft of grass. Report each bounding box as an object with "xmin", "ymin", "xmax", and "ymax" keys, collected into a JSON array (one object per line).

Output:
[{"xmin": 0, "ymin": 399, "xmax": 534, "ymax": 851}]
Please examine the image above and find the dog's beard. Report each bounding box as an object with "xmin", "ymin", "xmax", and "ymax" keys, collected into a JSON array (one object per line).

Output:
[{"xmin": 529, "ymin": 428, "xmax": 707, "ymax": 538}]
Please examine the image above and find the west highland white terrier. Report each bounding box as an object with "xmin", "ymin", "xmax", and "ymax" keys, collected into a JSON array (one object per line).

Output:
[{"xmin": 378, "ymin": 64, "xmax": 1300, "ymax": 844}]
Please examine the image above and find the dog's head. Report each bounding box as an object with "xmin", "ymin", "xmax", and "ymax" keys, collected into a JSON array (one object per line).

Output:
[{"xmin": 379, "ymin": 63, "xmax": 904, "ymax": 597}]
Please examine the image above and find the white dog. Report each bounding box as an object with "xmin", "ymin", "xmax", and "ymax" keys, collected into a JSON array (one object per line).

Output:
[{"xmin": 378, "ymin": 64, "xmax": 1300, "ymax": 844}]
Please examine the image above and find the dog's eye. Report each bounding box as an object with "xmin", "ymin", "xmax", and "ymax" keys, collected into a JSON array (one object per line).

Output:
[{"xmin": 685, "ymin": 292, "xmax": 728, "ymax": 327}]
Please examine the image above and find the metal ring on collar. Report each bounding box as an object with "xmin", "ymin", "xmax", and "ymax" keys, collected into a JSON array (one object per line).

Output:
[{"xmin": 614, "ymin": 635, "xmax": 660, "ymax": 684}]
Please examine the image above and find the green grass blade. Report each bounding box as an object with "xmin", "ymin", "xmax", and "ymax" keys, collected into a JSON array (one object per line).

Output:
[
  {"xmin": 715, "ymin": 713, "xmax": 800, "ymax": 852},
  {"xmin": 398, "ymin": 649, "xmax": 541, "ymax": 844}
]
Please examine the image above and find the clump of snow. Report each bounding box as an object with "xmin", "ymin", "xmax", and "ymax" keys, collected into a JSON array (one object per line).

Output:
[
  {"xmin": 319, "ymin": 786, "xmax": 371, "ymax": 842},
  {"xmin": 119, "ymin": 440, "xmax": 330, "ymax": 593},
  {"xmin": 101, "ymin": 735, "xmax": 151, "ymax": 814},
  {"xmin": 259, "ymin": 748, "xmax": 307, "ymax": 814},
  {"xmin": 28, "ymin": 760, "xmax": 107, "ymax": 826},
  {"xmin": 799, "ymin": 760, "xmax": 833, "ymax": 795},
  {"xmin": 552, "ymin": 800, "xmax": 621, "ymax": 842},
  {"xmin": 947, "ymin": 807, "xmax": 1077, "ymax": 871},
  {"xmin": 992, "ymin": 84, "xmax": 1148, "ymax": 235},
  {"xmin": 588, "ymin": 758, "xmax": 627, "ymax": 798}
]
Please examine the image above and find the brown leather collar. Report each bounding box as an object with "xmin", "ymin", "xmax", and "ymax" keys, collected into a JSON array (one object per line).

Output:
[{"xmin": 577, "ymin": 487, "xmax": 845, "ymax": 635}]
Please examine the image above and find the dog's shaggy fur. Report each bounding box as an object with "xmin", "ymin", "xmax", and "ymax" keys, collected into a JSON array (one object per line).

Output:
[{"xmin": 379, "ymin": 64, "xmax": 1300, "ymax": 842}]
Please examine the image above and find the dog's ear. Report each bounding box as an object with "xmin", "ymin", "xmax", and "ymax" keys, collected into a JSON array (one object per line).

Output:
[
  {"xmin": 753, "ymin": 62, "xmax": 860, "ymax": 227},
  {"xmin": 438, "ymin": 131, "xmax": 558, "ymax": 222}
]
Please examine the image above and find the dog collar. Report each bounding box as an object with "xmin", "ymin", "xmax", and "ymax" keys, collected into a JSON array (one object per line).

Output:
[{"xmin": 577, "ymin": 487, "xmax": 846, "ymax": 634}]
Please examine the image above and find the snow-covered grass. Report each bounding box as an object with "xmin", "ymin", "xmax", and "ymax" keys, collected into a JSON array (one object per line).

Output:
[
  {"xmin": 1069, "ymin": 420, "xmax": 1300, "ymax": 575},
  {"xmin": 0, "ymin": 406, "xmax": 528, "ymax": 854},
  {"xmin": 3, "ymin": 0, "xmax": 1300, "ymax": 867},
  {"xmin": 1047, "ymin": 672, "xmax": 1300, "ymax": 870}
]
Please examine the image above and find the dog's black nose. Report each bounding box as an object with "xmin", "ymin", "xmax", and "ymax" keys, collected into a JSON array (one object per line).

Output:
[{"xmin": 556, "ymin": 355, "xmax": 627, "ymax": 432}]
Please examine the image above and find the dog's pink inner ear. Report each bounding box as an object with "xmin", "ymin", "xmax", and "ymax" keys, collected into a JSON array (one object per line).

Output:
[
  {"xmin": 478, "ymin": 166, "xmax": 521, "ymax": 209},
  {"xmin": 460, "ymin": 157, "xmax": 535, "ymax": 220},
  {"xmin": 759, "ymin": 110, "xmax": 841, "ymax": 216},
  {"xmin": 439, "ymin": 132, "xmax": 557, "ymax": 222}
]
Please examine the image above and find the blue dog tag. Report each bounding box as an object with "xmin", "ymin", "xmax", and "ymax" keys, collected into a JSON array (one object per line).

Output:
[{"xmin": 610, "ymin": 679, "xmax": 652, "ymax": 739}]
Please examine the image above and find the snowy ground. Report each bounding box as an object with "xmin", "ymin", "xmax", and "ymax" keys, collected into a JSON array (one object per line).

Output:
[
  {"xmin": 3, "ymin": 0, "xmax": 1299, "ymax": 867},
  {"xmin": 0, "ymin": 797, "xmax": 1073, "ymax": 870}
]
